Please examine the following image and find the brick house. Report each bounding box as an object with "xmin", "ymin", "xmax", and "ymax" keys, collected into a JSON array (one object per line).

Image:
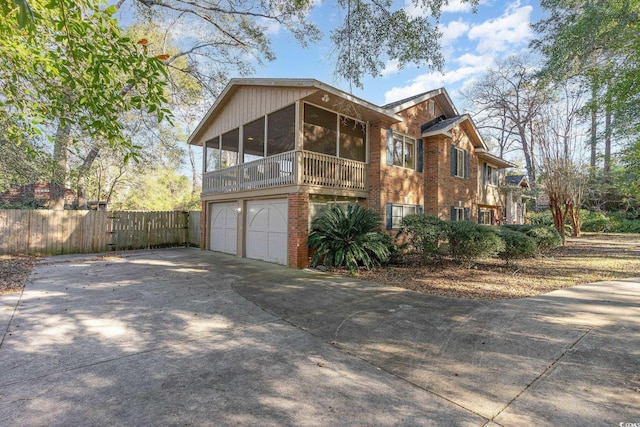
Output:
[
  {"xmin": 188, "ymin": 78, "xmax": 514, "ymax": 268},
  {"xmin": 0, "ymin": 182, "xmax": 76, "ymax": 209}
]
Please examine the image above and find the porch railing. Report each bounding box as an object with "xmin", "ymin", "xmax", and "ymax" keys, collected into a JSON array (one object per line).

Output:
[{"xmin": 202, "ymin": 150, "xmax": 368, "ymax": 195}]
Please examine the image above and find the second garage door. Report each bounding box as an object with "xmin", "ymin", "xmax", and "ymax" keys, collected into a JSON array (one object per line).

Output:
[{"xmin": 246, "ymin": 199, "xmax": 288, "ymax": 265}]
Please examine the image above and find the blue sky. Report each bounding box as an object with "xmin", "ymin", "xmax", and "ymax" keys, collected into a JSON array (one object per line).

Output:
[{"xmin": 257, "ymin": 0, "xmax": 544, "ymax": 110}]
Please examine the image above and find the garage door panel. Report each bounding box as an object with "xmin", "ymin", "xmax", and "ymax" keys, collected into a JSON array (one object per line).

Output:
[
  {"xmin": 246, "ymin": 199, "xmax": 288, "ymax": 265},
  {"xmin": 210, "ymin": 202, "xmax": 237, "ymax": 255}
]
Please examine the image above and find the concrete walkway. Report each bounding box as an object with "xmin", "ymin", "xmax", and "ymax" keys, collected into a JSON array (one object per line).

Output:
[{"xmin": 0, "ymin": 248, "xmax": 638, "ymax": 426}]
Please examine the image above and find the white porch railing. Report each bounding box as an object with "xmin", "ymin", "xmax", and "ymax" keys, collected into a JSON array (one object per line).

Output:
[{"xmin": 202, "ymin": 150, "xmax": 368, "ymax": 195}]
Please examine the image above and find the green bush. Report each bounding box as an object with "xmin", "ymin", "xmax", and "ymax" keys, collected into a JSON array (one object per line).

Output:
[
  {"xmin": 498, "ymin": 228, "xmax": 538, "ymax": 261},
  {"xmin": 308, "ymin": 204, "xmax": 391, "ymax": 274},
  {"xmin": 447, "ymin": 222, "xmax": 505, "ymax": 264},
  {"xmin": 397, "ymin": 214, "xmax": 448, "ymax": 260},
  {"xmin": 502, "ymin": 224, "xmax": 562, "ymax": 251},
  {"xmin": 526, "ymin": 210, "xmax": 554, "ymax": 226}
]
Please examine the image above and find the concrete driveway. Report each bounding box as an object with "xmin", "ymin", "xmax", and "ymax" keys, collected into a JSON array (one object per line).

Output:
[{"xmin": 0, "ymin": 248, "xmax": 638, "ymax": 426}]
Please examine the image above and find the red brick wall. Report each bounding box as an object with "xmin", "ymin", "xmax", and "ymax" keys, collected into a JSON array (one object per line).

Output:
[
  {"xmin": 424, "ymin": 127, "xmax": 479, "ymax": 221},
  {"xmin": 369, "ymin": 101, "xmax": 442, "ymax": 225},
  {"xmin": 287, "ymin": 193, "xmax": 309, "ymax": 268},
  {"xmin": 0, "ymin": 183, "xmax": 76, "ymax": 208}
]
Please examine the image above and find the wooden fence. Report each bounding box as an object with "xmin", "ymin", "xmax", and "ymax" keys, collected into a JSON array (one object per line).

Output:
[{"xmin": 0, "ymin": 210, "xmax": 202, "ymax": 255}]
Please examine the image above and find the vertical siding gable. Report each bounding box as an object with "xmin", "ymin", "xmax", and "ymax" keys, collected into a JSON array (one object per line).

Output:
[{"xmin": 202, "ymin": 86, "xmax": 316, "ymax": 142}]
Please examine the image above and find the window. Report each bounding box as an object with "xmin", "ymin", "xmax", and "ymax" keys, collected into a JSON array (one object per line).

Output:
[
  {"xmin": 453, "ymin": 207, "xmax": 464, "ymax": 222},
  {"xmin": 393, "ymin": 133, "xmax": 416, "ymax": 169},
  {"xmin": 478, "ymin": 209, "xmax": 494, "ymax": 225},
  {"xmin": 456, "ymin": 148, "xmax": 465, "ymax": 178},
  {"xmin": 486, "ymin": 165, "xmax": 499, "ymax": 186},
  {"xmin": 386, "ymin": 203, "xmax": 419, "ymax": 229},
  {"xmin": 451, "ymin": 145, "xmax": 469, "ymax": 179},
  {"xmin": 450, "ymin": 206, "xmax": 470, "ymax": 222}
]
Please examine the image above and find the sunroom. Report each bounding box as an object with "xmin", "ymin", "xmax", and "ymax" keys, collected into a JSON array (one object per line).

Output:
[{"xmin": 190, "ymin": 79, "xmax": 400, "ymax": 197}]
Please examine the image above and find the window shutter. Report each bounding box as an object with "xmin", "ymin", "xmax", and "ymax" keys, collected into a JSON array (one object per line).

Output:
[
  {"xmin": 483, "ymin": 163, "xmax": 488, "ymax": 184},
  {"xmin": 417, "ymin": 138, "xmax": 424, "ymax": 172},
  {"xmin": 465, "ymin": 151, "xmax": 470, "ymax": 179},
  {"xmin": 464, "ymin": 207, "xmax": 470, "ymax": 221},
  {"xmin": 450, "ymin": 206, "xmax": 456, "ymax": 221},
  {"xmin": 490, "ymin": 209, "xmax": 495, "ymax": 225},
  {"xmin": 386, "ymin": 128, "xmax": 394, "ymax": 166},
  {"xmin": 418, "ymin": 205, "xmax": 423, "ymax": 214},
  {"xmin": 386, "ymin": 203, "xmax": 393, "ymax": 230},
  {"xmin": 450, "ymin": 144, "xmax": 456, "ymax": 176}
]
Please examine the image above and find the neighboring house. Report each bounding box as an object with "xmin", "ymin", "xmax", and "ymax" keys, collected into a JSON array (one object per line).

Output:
[
  {"xmin": 503, "ymin": 175, "xmax": 531, "ymax": 225},
  {"xmin": 188, "ymin": 78, "xmax": 514, "ymax": 268},
  {"xmin": 0, "ymin": 182, "xmax": 76, "ymax": 209}
]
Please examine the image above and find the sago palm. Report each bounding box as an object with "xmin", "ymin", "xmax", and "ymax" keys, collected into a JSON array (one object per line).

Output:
[{"xmin": 308, "ymin": 204, "xmax": 391, "ymax": 274}]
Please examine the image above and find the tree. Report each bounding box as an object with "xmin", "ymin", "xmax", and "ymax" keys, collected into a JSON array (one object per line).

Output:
[
  {"xmin": 535, "ymin": 84, "xmax": 588, "ymax": 241},
  {"xmin": 463, "ymin": 55, "xmax": 550, "ymax": 185},
  {"xmin": 532, "ymin": 0, "xmax": 640, "ymax": 139}
]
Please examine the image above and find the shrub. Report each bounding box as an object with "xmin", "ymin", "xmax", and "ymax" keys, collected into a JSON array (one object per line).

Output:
[
  {"xmin": 447, "ymin": 222, "xmax": 505, "ymax": 264},
  {"xmin": 308, "ymin": 204, "xmax": 391, "ymax": 274},
  {"xmin": 502, "ymin": 224, "xmax": 562, "ymax": 252},
  {"xmin": 526, "ymin": 210, "xmax": 554, "ymax": 226},
  {"xmin": 397, "ymin": 214, "xmax": 448, "ymax": 260},
  {"xmin": 498, "ymin": 228, "xmax": 538, "ymax": 261}
]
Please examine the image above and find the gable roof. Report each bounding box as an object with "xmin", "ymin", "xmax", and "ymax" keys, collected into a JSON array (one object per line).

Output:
[
  {"xmin": 505, "ymin": 175, "xmax": 530, "ymax": 187},
  {"xmin": 382, "ymin": 87, "xmax": 458, "ymax": 117},
  {"xmin": 188, "ymin": 78, "xmax": 402, "ymax": 146}
]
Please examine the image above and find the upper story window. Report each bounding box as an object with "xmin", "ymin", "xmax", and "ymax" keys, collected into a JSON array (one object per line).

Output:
[
  {"xmin": 451, "ymin": 145, "xmax": 469, "ymax": 179},
  {"xmin": 303, "ymin": 103, "xmax": 367, "ymax": 162},
  {"xmin": 485, "ymin": 164, "xmax": 499, "ymax": 186},
  {"xmin": 392, "ymin": 133, "xmax": 415, "ymax": 169}
]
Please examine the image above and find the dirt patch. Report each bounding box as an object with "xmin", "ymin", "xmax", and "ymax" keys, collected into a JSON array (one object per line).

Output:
[
  {"xmin": 0, "ymin": 254, "xmax": 37, "ymax": 295},
  {"xmin": 334, "ymin": 233, "xmax": 640, "ymax": 300}
]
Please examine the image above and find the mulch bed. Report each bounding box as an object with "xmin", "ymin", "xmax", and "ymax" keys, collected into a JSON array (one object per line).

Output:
[{"xmin": 0, "ymin": 255, "xmax": 37, "ymax": 294}]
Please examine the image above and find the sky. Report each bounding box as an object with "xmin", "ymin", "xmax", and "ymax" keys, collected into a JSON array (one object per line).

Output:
[{"xmin": 255, "ymin": 0, "xmax": 544, "ymax": 111}]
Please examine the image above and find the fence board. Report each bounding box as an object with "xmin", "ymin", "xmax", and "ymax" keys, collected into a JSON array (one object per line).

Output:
[{"xmin": 0, "ymin": 210, "xmax": 201, "ymax": 255}]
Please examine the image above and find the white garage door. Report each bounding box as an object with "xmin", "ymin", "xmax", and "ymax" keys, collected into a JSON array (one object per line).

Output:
[
  {"xmin": 209, "ymin": 202, "xmax": 237, "ymax": 255},
  {"xmin": 246, "ymin": 199, "xmax": 288, "ymax": 265}
]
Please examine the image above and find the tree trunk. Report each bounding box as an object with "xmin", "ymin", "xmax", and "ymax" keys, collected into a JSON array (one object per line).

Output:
[
  {"xmin": 603, "ymin": 105, "xmax": 612, "ymax": 184},
  {"xmin": 590, "ymin": 85, "xmax": 598, "ymax": 172},
  {"xmin": 76, "ymin": 146, "xmax": 101, "ymax": 209},
  {"xmin": 188, "ymin": 144, "xmax": 199, "ymax": 194},
  {"xmin": 50, "ymin": 124, "xmax": 70, "ymax": 210}
]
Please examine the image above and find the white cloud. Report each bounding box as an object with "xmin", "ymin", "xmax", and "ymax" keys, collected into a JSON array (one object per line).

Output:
[
  {"xmin": 384, "ymin": 65, "xmax": 482, "ymax": 104},
  {"xmin": 439, "ymin": 19, "xmax": 470, "ymax": 47},
  {"xmin": 442, "ymin": 0, "xmax": 474, "ymax": 13},
  {"xmin": 381, "ymin": 59, "xmax": 401, "ymax": 77},
  {"xmin": 468, "ymin": 3, "xmax": 533, "ymax": 53}
]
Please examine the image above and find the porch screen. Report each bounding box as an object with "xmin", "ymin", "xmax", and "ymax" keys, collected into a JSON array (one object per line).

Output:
[
  {"xmin": 339, "ymin": 117, "xmax": 366, "ymax": 162},
  {"xmin": 205, "ymin": 136, "xmax": 220, "ymax": 172},
  {"xmin": 267, "ymin": 104, "xmax": 295, "ymax": 155},
  {"xmin": 221, "ymin": 128, "xmax": 239, "ymax": 168},
  {"xmin": 244, "ymin": 117, "xmax": 265, "ymax": 163},
  {"xmin": 304, "ymin": 104, "xmax": 337, "ymax": 156}
]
